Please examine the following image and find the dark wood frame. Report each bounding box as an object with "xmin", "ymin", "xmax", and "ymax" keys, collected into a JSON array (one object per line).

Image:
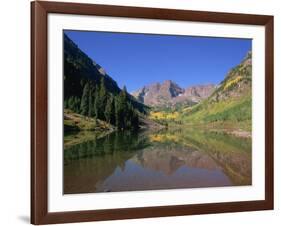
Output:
[{"xmin": 31, "ymin": 1, "xmax": 274, "ymax": 224}]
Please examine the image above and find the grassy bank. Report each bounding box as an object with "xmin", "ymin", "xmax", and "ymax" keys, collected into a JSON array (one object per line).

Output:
[{"xmin": 64, "ymin": 109, "xmax": 115, "ymax": 132}]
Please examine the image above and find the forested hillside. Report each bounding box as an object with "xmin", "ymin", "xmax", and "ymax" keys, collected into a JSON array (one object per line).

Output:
[{"xmin": 63, "ymin": 34, "xmax": 147, "ymax": 131}]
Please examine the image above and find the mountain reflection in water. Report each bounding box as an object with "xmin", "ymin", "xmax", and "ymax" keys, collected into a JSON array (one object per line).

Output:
[{"xmin": 64, "ymin": 129, "xmax": 251, "ymax": 194}]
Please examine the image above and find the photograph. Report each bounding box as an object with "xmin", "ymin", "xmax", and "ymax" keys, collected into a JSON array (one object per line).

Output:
[
  {"xmin": 28, "ymin": 1, "xmax": 274, "ymax": 224},
  {"xmin": 63, "ymin": 30, "xmax": 252, "ymax": 194}
]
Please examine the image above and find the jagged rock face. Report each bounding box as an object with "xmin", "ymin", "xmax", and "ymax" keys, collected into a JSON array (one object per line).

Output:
[
  {"xmin": 185, "ymin": 84, "xmax": 216, "ymax": 99},
  {"xmin": 132, "ymin": 80, "xmax": 215, "ymax": 107},
  {"xmin": 160, "ymin": 80, "xmax": 184, "ymax": 98},
  {"xmin": 176, "ymin": 84, "xmax": 216, "ymax": 103}
]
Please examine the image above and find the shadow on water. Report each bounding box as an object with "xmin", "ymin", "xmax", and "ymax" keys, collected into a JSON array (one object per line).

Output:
[{"xmin": 64, "ymin": 128, "xmax": 251, "ymax": 194}]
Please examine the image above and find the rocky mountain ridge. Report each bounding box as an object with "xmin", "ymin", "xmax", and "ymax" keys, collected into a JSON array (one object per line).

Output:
[{"xmin": 132, "ymin": 80, "xmax": 215, "ymax": 107}]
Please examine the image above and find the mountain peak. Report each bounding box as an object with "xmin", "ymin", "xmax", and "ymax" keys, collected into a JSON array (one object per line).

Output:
[
  {"xmin": 185, "ymin": 84, "xmax": 216, "ymax": 99},
  {"xmin": 132, "ymin": 81, "xmax": 215, "ymax": 107},
  {"xmin": 162, "ymin": 79, "xmax": 173, "ymax": 85}
]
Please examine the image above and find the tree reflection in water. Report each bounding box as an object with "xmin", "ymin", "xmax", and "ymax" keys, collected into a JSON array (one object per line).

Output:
[{"xmin": 64, "ymin": 129, "xmax": 251, "ymax": 194}]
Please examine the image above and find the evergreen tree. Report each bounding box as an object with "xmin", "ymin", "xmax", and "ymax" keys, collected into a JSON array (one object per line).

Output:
[
  {"xmin": 115, "ymin": 95, "xmax": 121, "ymax": 129},
  {"xmin": 105, "ymin": 96, "xmax": 113, "ymax": 123},
  {"xmin": 67, "ymin": 96, "xmax": 80, "ymax": 113},
  {"xmin": 80, "ymin": 82, "xmax": 90, "ymax": 115},
  {"xmin": 94, "ymin": 85, "xmax": 101, "ymax": 119},
  {"xmin": 126, "ymin": 103, "xmax": 133, "ymax": 128},
  {"xmin": 99, "ymin": 77, "xmax": 106, "ymax": 96},
  {"xmin": 67, "ymin": 96, "xmax": 74, "ymax": 110},
  {"xmin": 73, "ymin": 96, "xmax": 80, "ymax": 112},
  {"xmin": 131, "ymin": 109, "xmax": 139, "ymax": 130},
  {"xmin": 99, "ymin": 77, "xmax": 107, "ymax": 120},
  {"xmin": 115, "ymin": 86, "xmax": 128, "ymax": 130},
  {"xmin": 64, "ymin": 99, "xmax": 69, "ymax": 109},
  {"xmin": 88, "ymin": 85, "xmax": 95, "ymax": 117},
  {"xmin": 110, "ymin": 97, "xmax": 115, "ymax": 125}
]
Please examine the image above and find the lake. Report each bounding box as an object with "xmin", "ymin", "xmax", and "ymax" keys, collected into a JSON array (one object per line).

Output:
[{"xmin": 64, "ymin": 129, "xmax": 252, "ymax": 194}]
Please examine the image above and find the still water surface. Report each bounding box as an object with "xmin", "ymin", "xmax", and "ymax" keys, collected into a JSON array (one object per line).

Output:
[{"xmin": 64, "ymin": 129, "xmax": 251, "ymax": 194}]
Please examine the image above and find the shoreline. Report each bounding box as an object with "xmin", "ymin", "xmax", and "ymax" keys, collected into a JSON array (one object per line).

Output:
[{"xmin": 164, "ymin": 121, "xmax": 252, "ymax": 139}]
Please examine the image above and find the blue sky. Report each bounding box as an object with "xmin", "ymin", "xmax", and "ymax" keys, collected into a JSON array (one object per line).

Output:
[{"xmin": 64, "ymin": 30, "xmax": 251, "ymax": 92}]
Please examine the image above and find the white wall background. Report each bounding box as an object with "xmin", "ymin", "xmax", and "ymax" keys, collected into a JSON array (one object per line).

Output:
[{"xmin": 0, "ymin": 0, "xmax": 279, "ymax": 225}]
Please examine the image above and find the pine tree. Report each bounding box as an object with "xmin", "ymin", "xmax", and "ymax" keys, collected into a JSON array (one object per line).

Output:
[
  {"xmin": 131, "ymin": 109, "xmax": 139, "ymax": 130},
  {"xmin": 88, "ymin": 85, "xmax": 95, "ymax": 117},
  {"xmin": 64, "ymin": 99, "xmax": 68, "ymax": 109},
  {"xmin": 99, "ymin": 77, "xmax": 107, "ymax": 120},
  {"xmin": 80, "ymin": 82, "xmax": 90, "ymax": 115},
  {"xmin": 115, "ymin": 95, "xmax": 121, "ymax": 129},
  {"xmin": 99, "ymin": 77, "xmax": 106, "ymax": 96},
  {"xmin": 126, "ymin": 103, "xmax": 133, "ymax": 128},
  {"xmin": 115, "ymin": 86, "xmax": 128, "ymax": 129},
  {"xmin": 67, "ymin": 96, "xmax": 75, "ymax": 112},
  {"xmin": 65, "ymin": 96, "xmax": 80, "ymax": 113},
  {"xmin": 73, "ymin": 96, "xmax": 80, "ymax": 113},
  {"xmin": 105, "ymin": 96, "xmax": 113, "ymax": 123},
  {"xmin": 110, "ymin": 97, "xmax": 115, "ymax": 125},
  {"xmin": 94, "ymin": 85, "xmax": 101, "ymax": 119}
]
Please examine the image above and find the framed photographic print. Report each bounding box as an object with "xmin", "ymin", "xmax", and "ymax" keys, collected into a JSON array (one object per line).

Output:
[{"xmin": 31, "ymin": 1, "xmax": 274, "ymax": 224}]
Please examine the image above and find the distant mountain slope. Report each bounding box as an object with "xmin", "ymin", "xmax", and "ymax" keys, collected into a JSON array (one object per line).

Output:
[
  {"xmin": 182, "ymin": 51, "xmax": 252, "ymax": 129},
  {"xmin": 131, "ymin": 80, "xmax": 215, "ymax": 108}
]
